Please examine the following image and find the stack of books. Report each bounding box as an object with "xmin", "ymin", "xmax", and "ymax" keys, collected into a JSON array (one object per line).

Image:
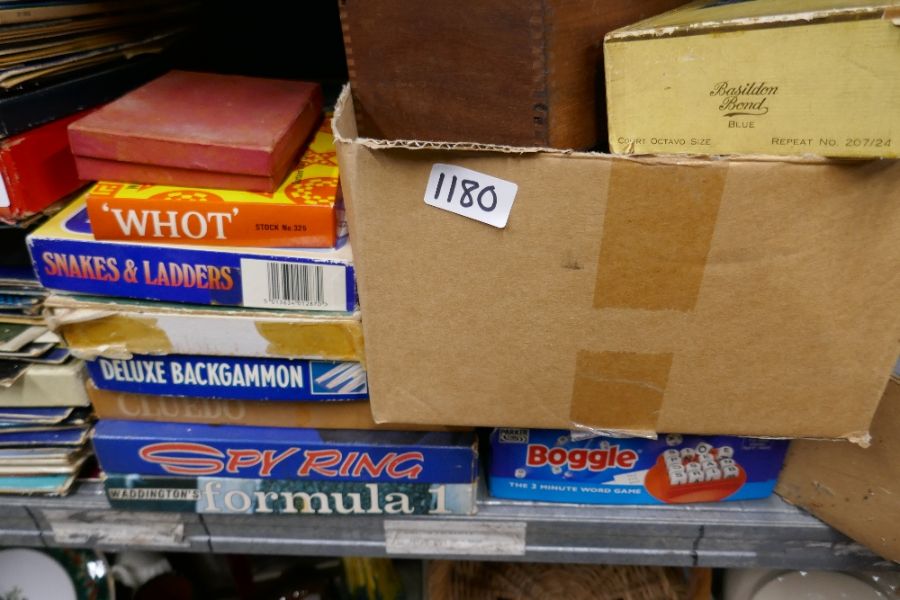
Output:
[{"xmin": 28, "ymin": 70, "xmax": 479, "ymax": 515}]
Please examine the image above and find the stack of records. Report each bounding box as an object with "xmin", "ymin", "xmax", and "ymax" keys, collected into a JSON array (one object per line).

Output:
[
  {"xmin": 0, "ymin": 217, "xmax": 91, "ymax": 495},
  {"xmin": 0, "ymin": 405, "xmax": 91, "ymax": 494},
  {"xmin": 0, "ymin": 0, "xmax": 196, "ymax": 140}
]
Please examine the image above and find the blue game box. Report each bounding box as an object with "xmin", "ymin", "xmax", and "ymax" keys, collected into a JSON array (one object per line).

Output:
[
  {"xmin": 93, "ymin": 420, "xmax": 479, "ymax": 483},
  {"xmin": 27, "ymin": 195, "xmax": 356, "ymax": 312},
  {"xmin": 490, "ymin": 428, "xmax": 788, "ymax": 505},
  {"xmin": 86, "ymin": 354, "xmax": 368, "ymax": 401}
]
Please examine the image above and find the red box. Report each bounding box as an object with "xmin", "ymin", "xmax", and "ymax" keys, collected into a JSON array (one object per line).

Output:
[
  {"xmin": 0, "ymin": 111, "xmax": 89, "ymax": 223},
  {"xmin": 72, "ymin": 157, "xmax": 286, "ymax": 193},
  {"xmin": 68, "ymin": 71, "xmax": 323, "ymax": 192}
]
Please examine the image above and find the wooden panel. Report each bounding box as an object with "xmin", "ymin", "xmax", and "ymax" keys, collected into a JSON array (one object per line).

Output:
[{"xmin": 340, "ymin": 0, "xmax": 688, "ymax": 149}]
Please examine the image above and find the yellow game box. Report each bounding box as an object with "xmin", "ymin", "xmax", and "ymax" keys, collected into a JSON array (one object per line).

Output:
[
  {"xmin": 605, "ymin": 0, "xmax": 900, "ymax": 158},
  {"xmin": 85, "ymin": 119, "xmax": 344, "ymax": 247}
]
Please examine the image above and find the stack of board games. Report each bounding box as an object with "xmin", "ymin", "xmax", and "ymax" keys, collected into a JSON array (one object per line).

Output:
[{"xmin": 27, "ymin": 71, "xmax": 479, "ymax": 516}]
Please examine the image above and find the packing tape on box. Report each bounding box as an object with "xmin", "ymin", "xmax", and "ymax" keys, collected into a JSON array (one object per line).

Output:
[
  {"xmin": 570, "ymin": 161, "xmax": 729, "ymax": 435},
  {"xmin": 48, "ymin": 307, "xmax": 366, "ymax": 362},
  {"xmin": 570, "ymin": 350, "xmax": 674, "ymax": 436},
  {"xmin": 254, "ymin": 321, "xmax": 366, "ymax": 363},
  {"xmin": 592, "ymin": 160, "xmax": 728, "ymax": 312},
  {"xmin": 45, "ymin": 309, "xmax": 165, "ymax": 360}
]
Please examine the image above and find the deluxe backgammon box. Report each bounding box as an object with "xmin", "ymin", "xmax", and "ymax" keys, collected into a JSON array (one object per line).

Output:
[{"xmin": 86, "ymin": 354, "xmax": 368, "ymax": 402}]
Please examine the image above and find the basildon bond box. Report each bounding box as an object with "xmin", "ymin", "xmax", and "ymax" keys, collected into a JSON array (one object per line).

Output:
[
  {"xmin": 334, "ymin": 87, "xmax": 900, "ymax": 441},
  {"xmin": 605, "ymin": 0, "xmax": 900, "ymax": 158}
]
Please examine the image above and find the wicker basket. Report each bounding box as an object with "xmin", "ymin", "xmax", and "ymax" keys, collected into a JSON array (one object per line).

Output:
[{"xmin": 427, "ymin": 560, "xmax": 706, "ymax": 600}]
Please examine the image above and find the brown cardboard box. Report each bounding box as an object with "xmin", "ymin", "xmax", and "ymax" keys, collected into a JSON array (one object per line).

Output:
[
  {"xmin": 334, "ymin": 87, "xmax": 900, "ymax": 441},
  {"xmin": 339, "ymin": 0, "xmax": 687, "ymax": 149},
  {"xmin": 777, "ymin": 376, "xmax": 900, "ymax": 563}
]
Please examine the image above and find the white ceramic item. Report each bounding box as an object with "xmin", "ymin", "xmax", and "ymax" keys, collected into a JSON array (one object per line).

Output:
[
  {"xmin": 0, "ymin": 548, "xmax": 77, "ymax": 600},
  {"xmin": 725, "ymin": 568, "xmax": 899, "ymax": 600}
]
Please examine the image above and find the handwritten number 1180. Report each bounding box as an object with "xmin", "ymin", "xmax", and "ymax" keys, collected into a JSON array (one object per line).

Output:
[{"xmin": 433, "ymin": 172, "xmax": 498, "ymax": 212}]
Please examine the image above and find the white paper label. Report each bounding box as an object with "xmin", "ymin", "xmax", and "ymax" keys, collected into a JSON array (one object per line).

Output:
[
  {"xmin": 424, "ymin": 164, "xmax": 518, "ymax": 228},
  {"xmin": 240, "ymin": 259, "xmax": 347, "ymax": 311},
  {"xmin": 0, "ymin": 176, "xmax": 9, "ymax": 208},
  {"xmin": 43, "ymin": 509, "xmax": 187, "ymax": 547},
  {"xmin": 605, "ymin": 468, "xmax": 649, "ymax": 485},
  {"xmin": 384, "ymin": 520, "xmax": 526, "ymax": 556}
]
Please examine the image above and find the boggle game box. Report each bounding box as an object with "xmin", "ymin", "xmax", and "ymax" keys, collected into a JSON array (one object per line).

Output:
[{"xmin": 490, "ymin": 428, "xmax": 788, "ymax": 505}]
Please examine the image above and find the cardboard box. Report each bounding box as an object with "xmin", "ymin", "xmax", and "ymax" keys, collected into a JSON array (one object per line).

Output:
[
  {"xmin": 490, "ymin": 429, "xmax": 787, "ymax": 505},
  {"xmin": 86, "ymin": 354, "xmax": 368, "ymax": 402},
  {"xmin": 334, "ymin": 86, "xmax": 900, "ymax": 440},
  {"xmin": 45, "ymin": 294, "xmax": 364, "ymax": 362},
  {"xmin": 340, "ymin": 0, "xmax": 687, "ymax": 149},
  {"xmin": 87, "ymin": 383, "xmax": 452, "ymax": 431},
  {"xmin": 776, "ymin": 375, "xmax": 900, "ymax": 563},
  {"xmin": 92, "ymin": 420, "xmax": 479, "ymax": 483},
  {"xmin": 84, "ymin": 118, "xmax": 343, "ymax": 247},
  {"xmin": 605, "ymin": 0, "xmax": 900, "ymax": 158},
  {"xmin": 27, "ymin": 194, "xmax": 356, "ymax": 312},
  {"xmin": 104, "ymin": 475, "xmax": 477, "ymax": 515}
]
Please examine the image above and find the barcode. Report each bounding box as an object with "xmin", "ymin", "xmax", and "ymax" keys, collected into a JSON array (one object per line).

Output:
[
  {"xmin": 241, "ymin": 258, "xmax": 347, "ymax": 311},
  {"xmin": 266, "ymin": 262, "xmax": 326, "ymax": 305}
]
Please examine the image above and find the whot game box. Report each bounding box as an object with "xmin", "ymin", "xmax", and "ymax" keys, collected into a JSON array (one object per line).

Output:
[{"xmin": 490, "ymin": 429, "xmax": 788, "ymax": 505}]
